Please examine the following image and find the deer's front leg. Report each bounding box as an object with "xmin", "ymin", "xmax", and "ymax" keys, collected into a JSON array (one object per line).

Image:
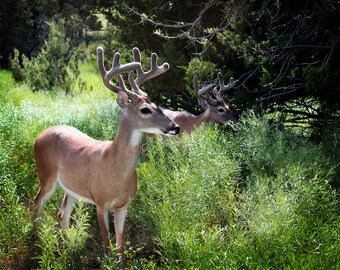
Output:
[
  {"xmin": 114, "ymin": 205, "xmax": 128, "ymax": 263},
  {"xmin": 97, "ymin": 207, "xmax": 110, "ymax": 255}
]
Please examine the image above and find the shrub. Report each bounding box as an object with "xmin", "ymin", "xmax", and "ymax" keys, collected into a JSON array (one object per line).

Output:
[
  {"xmin": 133, "ymin": 126, "xmax": 242, "ymax": 269},
  {"xmin": 0, "ymin": 70, "xmax": 16, "ymax": 103},
  {"xmin": 128, "ymin": 116, "xmax": 339, "ymax": 269},
  {"xmin": 8, "ymin": 49, "xmax": 25, "ymax": 81},
  {"xmin": 22, "ymin": 20, "xmax": 83, "ymax": 94},
  {"xmin": 35, "ymin": 201, "xmax": 90, "ymax": 270}
]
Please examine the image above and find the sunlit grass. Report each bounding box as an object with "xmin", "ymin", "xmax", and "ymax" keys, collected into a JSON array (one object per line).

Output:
[
  {"xmin": 0, "ymin": 65, "xmax": 339, "ymax": 269},
  {"xmin": 0, "ymin": 66, "xmax": 120, "ymax": 269},
  {"xmin": 75, "ymin": 57, "xmax": 105, "ymax": 93},
  {"xmin": 130, "ymin": 120, "xmax": 340, "ymax": 269}
]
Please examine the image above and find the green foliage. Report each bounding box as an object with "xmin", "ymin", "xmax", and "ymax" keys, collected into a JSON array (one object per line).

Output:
[
  {"xmin": 303, "ymin": 65, "xmax": 332, "ymax": 94},
  {"xmin": 0, "ymin": 69, "xmax": 120, "ymax": 268},
  {"xmin": 231, "ymin": 116, "xmax": 339, "ymax": 268},
  {"xmin": 35, "ymin": 201, "xmax": 90, "ymax": 270},
  {"xmin": 0, "ymin": 65, "xmax": 339, "ymax": 269},
  {"xmin": 8, "ymin": 49, "xmax": 25, "ymax": 81},
  {"xmin": 184, "ymin": 57, "xmax": 217, "ymax": 88},
  {"xmin": 0, "ymin": 173, "xmax": 32, "ymax": 262},
  {"xmin": 102, "ymin": 23, "xmax": 123, "ymax": 61},
  {"xmin": 134, "ymin": 127, "xmax": 240, "ymax": 268},
  {"xmin": 0, "ymin": 0, "xmax": 102, "ymax": 68},
  {"xmin": 130, "ymin": 118, "xmax": 339, "ymax": 269},
  {"xmin": 0, "ymin": 70, "xmax": 16, "ymax": 103},
  {"xmin": 22, "ymin": 20, "xmax": 83, "ymax": 94},
  {"xmin": 86, "ymin": 14, "xmax": 102, "ymax": 31},
  {"xmin": 217, "ymin": 29, "xmax": 257, "ymax": 66},
  {"xmin": 104, "ymin": 0, "xmax": 340, "ymax": 138}
]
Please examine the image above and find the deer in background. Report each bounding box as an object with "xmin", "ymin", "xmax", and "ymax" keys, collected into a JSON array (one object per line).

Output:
[
  {"xmin": 131, "ymin": 47, "xmax": 238, "ymax": 136},
  {"xmin": 161, "ymin": 72, "xmax": 239, "ymax": 135},
  {"xmin": 30, "ymin": 47, "xmax": 180, "ymax": 264}
]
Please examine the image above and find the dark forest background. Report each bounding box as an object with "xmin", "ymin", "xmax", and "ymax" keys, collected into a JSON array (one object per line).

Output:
[{"xmin": 1, "ymin": 0, "xmax": 339, "ymax": 139}]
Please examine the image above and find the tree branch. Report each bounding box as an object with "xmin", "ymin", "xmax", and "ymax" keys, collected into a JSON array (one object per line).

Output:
[{"xmin": 258, "ymin": 83, "xmax": 305, "ymax": 101}]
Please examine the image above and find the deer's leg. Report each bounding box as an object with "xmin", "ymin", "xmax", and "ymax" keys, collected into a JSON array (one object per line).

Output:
[
  {"xmin": 97, "ymin": 207, "xmax": 110, "ymax": 255},
  {"xmin": 57, "ymin": 193, "xmax": 76, "ymax": 229},
  {"xmin": 113, "ymin": 204, "xmax": 128, "ymax": 263},
  {"xmin": 30, "ymin": 178, "xmax": 57, "ymax": 216}
]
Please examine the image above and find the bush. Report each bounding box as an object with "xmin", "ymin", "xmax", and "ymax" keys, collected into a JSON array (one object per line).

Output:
[
  {"xmin": 35, "ymin": 201, "xmax": 90, "ymax": 270},
  {"xmin": 0, "ymin": 70, "xmax": 338, "ymax": 269},
  {"xmin": 22, "ymin": 20, "xmax": 82, "ymax": 94},
  {"xmin": 0, "ymin": 70, "xmax": 16, "ymax": 104},
  {"xmin": 8, "ymin": 49, "xmax": 25, "ymax": 81},
  {"xmin": 0, "ymin": 82, "xmax": 120, "ymax": 269},
  {"xmin": 128, "ymin": 117, "xmax": 339, "ymax": 269}
]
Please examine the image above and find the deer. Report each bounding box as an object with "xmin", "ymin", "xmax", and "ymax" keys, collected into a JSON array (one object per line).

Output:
[
  {"xmin": 30, "ymin": 47, "xmax": 180, "ymax": 264},
  {"xmin": 161, "ymin": 72, "xmax": 239, "ymax": 135}
]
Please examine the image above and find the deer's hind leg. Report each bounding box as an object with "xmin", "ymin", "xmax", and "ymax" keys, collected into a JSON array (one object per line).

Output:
[
  {"xmin": 30, "ymin": 154, "xmax": 58, "ymax": 216},
  {"xmin": 57, "ymin": 193, "xmax": 76, "ymax": 229},
  {"xmin": 30, "ymin": 177, "xmax": 57, "ymax": 216}
]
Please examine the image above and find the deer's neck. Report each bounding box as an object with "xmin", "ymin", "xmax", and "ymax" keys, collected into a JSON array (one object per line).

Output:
[
  {"xmin": 110, "ymin": 113, "xmax": 142, "ymax": 175},
  {"xmin": 194, "ymin": 110, "xmax": 211, "ymax": 126}
]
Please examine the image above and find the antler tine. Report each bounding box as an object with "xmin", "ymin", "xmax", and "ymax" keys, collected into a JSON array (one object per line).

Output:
[
  {"xmin": 132, "ymin": 47, "xmax": 170, "ymax": 87},
  {"xmin": 96, "ymin": 47, "xmax": 141, "ymax": 93},
  {"xmin": 194, "ymin": 75, "xmax": 217, "ymax": 105},
  {"xmin": 215, "ymin": 72, "xmax": 238, "ymax": 102},
  {"xmin": 117, "ymin": 74, "xmax": 140, "ymax": 103},
  {"xmin": 127, "ymin": 72, "xmax": 145, "ymax": 99}
]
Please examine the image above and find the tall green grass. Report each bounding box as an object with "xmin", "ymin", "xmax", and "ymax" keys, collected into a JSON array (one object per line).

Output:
[
  {"xmin": 129, "ymin": 118, "xmax": 339, "ymax": 269},
  {"xmin": 0, "ymin": 68, "xmax": 120, "ymax": 269},
  {"xmin": 35, "ymin": 200, "xmax": 91, "ymax": 270},
  {"xmin": 0, "ymin": 68, "xmax": 339, "ymax": 269},
  {"xmin": 0, "ymin": 70, "xmax": 16, "ymax": 104}
]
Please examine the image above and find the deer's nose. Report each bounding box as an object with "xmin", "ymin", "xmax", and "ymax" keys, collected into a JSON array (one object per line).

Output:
[
  {"xmin": 164, "ymin": 123, "xmax": 180, "ymax": 136},
  {"xmin": 171, "ymin": 124, "xmax": 180, "ymax": 135}
]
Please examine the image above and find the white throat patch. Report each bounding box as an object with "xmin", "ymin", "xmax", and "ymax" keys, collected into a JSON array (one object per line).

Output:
[{"xmin": 130, "ymin": 130, "xmax": 143, "ymax": 147}]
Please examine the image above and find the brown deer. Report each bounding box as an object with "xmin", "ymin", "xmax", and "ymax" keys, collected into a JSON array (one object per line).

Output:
[
  {"xmin": 131, "ymin": 49, "xmax": 238, "ymax": 136},
  {"xmin": 30, "ymin": 47, "xmax": 180, "ymax": 263},
  {"xmin": 161, "ymin": 72, "xmax": 239, "ymax": 135}
]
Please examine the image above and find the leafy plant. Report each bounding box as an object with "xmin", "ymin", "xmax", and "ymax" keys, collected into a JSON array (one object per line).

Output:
[
  {"xmin": 1, "ymin": 63, "xmax": 339, "ymax": 269},
  {"xmin": 8, "ymin": 49, "xmax": 25, "ymax": 81},
  {"xmin": 129, "ymin": 116, "xmax": 339, "ymax": 269},
  {"xmin": 21, "ymin": 19, "xmax": 83, "ymax": 94},
  {"xmin": 35, "ymin": 201, "xmax": 90, "ymax": 270}
]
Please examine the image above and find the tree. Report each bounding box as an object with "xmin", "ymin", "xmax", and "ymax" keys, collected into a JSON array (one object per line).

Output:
[
  {"xmin": 102, "ymin": 0, "xmax": 339, "ymax": 138},
  {"xmin": 0, "ymin": 0, "xmax": 100, "ymax": 68},
  {"xmin": 21, "ymin": 20, "xmax": 82, "ymax": 94},
  {"xmin": 0, "ymin": 0, "xmax": 60, "ymax": 67}
]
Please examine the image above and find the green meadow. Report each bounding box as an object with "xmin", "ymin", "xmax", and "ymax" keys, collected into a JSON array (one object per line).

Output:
[{"xmin": 0, "ymin": 59, "xmax": 339, "ymax": 269}]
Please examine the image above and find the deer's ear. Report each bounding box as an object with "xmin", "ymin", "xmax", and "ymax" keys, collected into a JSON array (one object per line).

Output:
[
  {"xmin": 198, "ymin": 98, "xmax": 209, "ymax": 109},
  {"xmin": 117, "ymin": 91, "xmax": 129, "ymax": 109}
]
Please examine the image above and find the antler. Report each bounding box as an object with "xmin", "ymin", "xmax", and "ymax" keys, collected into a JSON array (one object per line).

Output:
[
  {"xmin": 215, "ymin": 72, "xmax": 238, "ymax": 102},
  {"xmin": 97, "ymin": 47, "xmax": 141, "ymax": 102},
  {"xmin": 194, "ymin": 75, "xmax": 217, "ymax": 105},
  {"xmin": 131, "ymin": 47, "xmax": 169, "ymax": 93}
]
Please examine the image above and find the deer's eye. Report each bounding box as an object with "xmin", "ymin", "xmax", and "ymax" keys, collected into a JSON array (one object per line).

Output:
[
  {"xmin": 140, "ymin": 107, "xmax": 152, "ymax": 114},
  {"xmin": 218, "ymin": 108, "xmax": 225, "ymax": 113}
]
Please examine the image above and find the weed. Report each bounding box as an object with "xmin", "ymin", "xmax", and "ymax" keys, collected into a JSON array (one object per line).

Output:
[{"xmin": 1, "ymin": 67, "xmax": 339, "ymax": 269}]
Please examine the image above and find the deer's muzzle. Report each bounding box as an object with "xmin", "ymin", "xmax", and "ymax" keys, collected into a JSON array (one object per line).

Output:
[{"xmin": 164, "ymin": 123, "xmax": 180, "ymax": 136}]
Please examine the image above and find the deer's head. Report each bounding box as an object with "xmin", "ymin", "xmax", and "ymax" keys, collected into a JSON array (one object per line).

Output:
[
  {"xmin": 196, "ymin": 72, "xmax": 239, "ymax": 125},
  {"xmin": 97, "ymin": 47, "xmax": 180, "ymax": 136}
]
